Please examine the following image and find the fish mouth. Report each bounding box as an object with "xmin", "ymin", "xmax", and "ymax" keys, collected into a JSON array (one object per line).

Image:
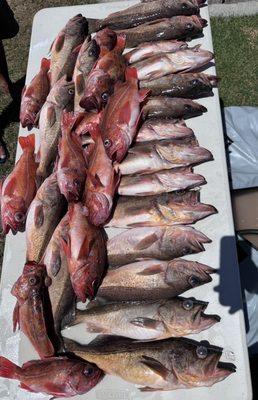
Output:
[
  {"xmin": 80, "ymin": 95, "xmax": 100, "ymax": 112},
  {"xmin": 198, "ymin": 17, "xmax": 208, "ymax": 28},
  {"xmin": 216, "ymin": 361, "xmax": 236, "ymax": 376}
]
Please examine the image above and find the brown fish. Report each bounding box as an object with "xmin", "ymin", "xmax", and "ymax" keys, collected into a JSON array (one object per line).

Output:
[
  {"xmin": 95, "ymin": 27, "xmax": 117, "ymax": 53},
  {"xmin": 108, "ymin": 225, "xmax": 211, "ymax": 266},
  {"xmin": 98, "ymin": 258, "xmax": 216, "ymax": 301},
  {"xmin": 107, "ymin": 191, "xmax": 216, "ymax": 228},
  {"xmin": 0, "ymin": 356, "xmax": 103, "ymax": 397},
  {"xmin": 64, "ymin": 336, "xmax": 235, "ymax": 390},
  {"xmin": 90, "ymin": 0, "xmax": 200, "ymax": 32},
  {"xmin": 43, "ymin": 215, "xmax": 76, "ymax": 343},
  {"xmin": 136, "ymin": 119, "xmax": 194, "ymax": 142},
  {"xmin": 26, "ymin": 173, "xmax": 65, "ymax": 263},
  {"xmin": 69, "ymin": 297, "xmax": 219, "ymax": 340},
  {"xmin": 142, "ymin": 96, "xmax": 207, "ymax": 119},
  {"xmin": 140, "ymin": 73, "xmax": 218, "ymax": 98},
  {"xmin": 133, "ymin": 45, "xmax": 214, "ymax": 81},
  {"xmin": 118, "ymin": 167, "xmax": 206, "ymax": 196},
  {"xmin": 36, "ymin": 76, "xmax": 75, "ymax": 183},
  {"xmin": 118, "ymin": 140, "xmax": 213, "ymax": 175},
  {"xmin": 11, "ymin": 262, "xmax": 54, "ymax": 359},
  {"xmin": 50, "ymin": 14, "xmax": 87, "ymax": 86},
  {"xmin": 125, "ymin": 40, "xmax": 187, "ymax": 64},
  {"xmin": 116, "ymin": 16, "xmax": 206, "ymax": 48}
]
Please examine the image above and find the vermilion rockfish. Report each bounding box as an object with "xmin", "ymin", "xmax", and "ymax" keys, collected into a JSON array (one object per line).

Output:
[{"xmin": 0, "ymin": 134, "xmax": 37, "ymax": 234}]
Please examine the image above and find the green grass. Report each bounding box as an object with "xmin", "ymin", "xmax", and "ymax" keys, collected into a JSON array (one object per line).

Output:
[{"xmin": 0, "ymin": 5, "xmax": 257, "ymax": 269}]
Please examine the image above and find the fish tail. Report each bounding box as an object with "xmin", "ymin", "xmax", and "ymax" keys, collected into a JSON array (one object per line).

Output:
[
  {"xmin": 40, "ymin": 57, "xmax": 51, "ymax": 72},
  {"xmin": 18, "ymin": 134, "xmax": 35, "ymax": 152},
  {"xmin": 0, "ymin": 357, "xmax": 20, "ymax": 379},
  {"xmin": 87, "ymin": 18, "xmax": 99, "ymax": 34}
]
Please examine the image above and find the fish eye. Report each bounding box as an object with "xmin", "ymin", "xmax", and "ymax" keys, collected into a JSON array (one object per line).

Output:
[
  {"xmin": 189, "ymin": 275, "xmax": 201, "ymax": 287},
  {"xmin": 101, "ymin": 92, "xmax": 109, "ymax": 102},
  {"xmin": 182, "ymin": 299, "xmax": 194, "ymax": 310},
  {"xmin": 73, "ymin": 178, "xmax": 81, "ymax": 187},
  {"xmin": 84, "ymin": 367, "xmax": 94, "ymax": 376},
  {"xmin": 191, "ymin": 79, "xmax": 199, "ymax": 86},
  {"xmin": 68, "ymin": 88, "xmax": 75, "ymax": 95},
  {"xmin": 14, "ymin": 212, "xmax": 25, "ymax": 222},
  {"xmin": 104, "ymin": 138, "xmax": 111, "ymax": 148},
  {"xmin": 184, "ymin": 104, "xmax": 192, "ymax": 112},
  {"xmin": 196, "ymin": 346, "xmax": 208, "ymax": 359},
  {"xmin": 181, "ymin": 2, "xmax": 189, "ymax": 10},
  {"xmin": 186, "ymin": 23, "xmax": 193, "ymax": 30},
  {"xmin": 28, "ymin": 276, "xmax": 37, "ymax": 286}
]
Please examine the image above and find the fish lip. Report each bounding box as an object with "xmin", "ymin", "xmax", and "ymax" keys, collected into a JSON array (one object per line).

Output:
[
  {"xmin": 200, "ymin": 311, "xmax": 221, "ymax": 324},
  {"xmin": 80, "ymin": 95, "xmax": 100, "ymax": 112},
  {"xmin": 198, "ymin": 17, "xmax": 208, "ymax": 28},
  {"xmin": 217, "ymin": 361, "xmax": 236, "ymax": 374}
]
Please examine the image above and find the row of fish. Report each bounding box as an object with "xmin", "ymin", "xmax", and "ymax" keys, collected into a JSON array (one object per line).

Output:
[{"xmin": 0, "ymin": 1, "xmax": 235, "ymax": 398}]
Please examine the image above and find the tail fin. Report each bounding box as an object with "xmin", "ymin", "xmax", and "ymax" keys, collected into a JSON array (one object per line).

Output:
[
  {"xmin": 40, "ymin": 57, "xmax": 51, "ymax": 72},
  {"xmin": 0, "ymin": 357, "xmax": 20, "ymax": 379},
  {"xmin": 18, "ymin": 134, "xmax": 35, "ymax": 152}
]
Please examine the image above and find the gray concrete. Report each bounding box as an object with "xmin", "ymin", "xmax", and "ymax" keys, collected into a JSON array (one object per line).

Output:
[{"xmin": 208, "ymin": 1, "xmax": 258, "ymax": 16}]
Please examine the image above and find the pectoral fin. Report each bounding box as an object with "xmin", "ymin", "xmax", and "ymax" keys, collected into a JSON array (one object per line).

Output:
[
  {"xmin": 135, "ymin": 233, "xmax": 158, "ymax": 250},
  {"xmin": 130, "ymin": 317, "xmax": 164, "ymax": 332},
  {"xmin": 34, "ymin": 204, "xmax": 44, "ymax": 228},
  {"xmin": 140, "ymin": 356, "xmax": 169, "ymax": 380},
  {"xmin": 137, "ymin": 264, "xmax": 165, "ymax": 276}
]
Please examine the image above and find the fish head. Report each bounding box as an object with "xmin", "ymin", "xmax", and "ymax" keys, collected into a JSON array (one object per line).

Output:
[
  {"xmin": 181, "ymin": 99, "xmax": 207, "ymax": 117},
  {"xmin": 20, "ymin": 102, "xmax": 38, "ymax": 130},
  {"xmin": 79, "ymin": 39, "xmax": 100, "ymax": 68},
  {"xmin": 70, "ymin": 261, "xmax": 102, "ymax": 303},
  {"xmin": 166, "ymin": 260, "xmax": 216, "ymax": 291},
  {"xmin": 179, "ymin": 15, "xmax": 207, "ymax": 35},
  {"xmin": 57, "ymin": 168, "xmax": 84, "ymax": 203},
  {"xmin": 102, "ymin": 128, "xmax": 130, "ymax": 163},
  {"xmin": 68, "ymin": 361, "xmax": 103, "ymax": 394},
  {"xmin": 87, "ymin": 191, "xmax": 111, "ymax": 226},
  {"xmin": 185, "ymin": 74, "xmax": 213, "ymax": 97},
  {"xmin": 51, "ymin": 77, "xmax": 75, "ymax": 109},
  {"xmin": 169, "ymin": 340, "xmax": 235, "ymax": 387},
  {"xmin": 169, "ymin": 0, "xmax": 199, "ymax": 15},
  {"xmin": 75, "ymin": 112, "xmax": 102, "ymax": 137},
  {"xmin": 64, "ymin": 14, "xmax": 88, "ymax": 37},
  {"xmin": 95, "ymin": 28, "xmax": 117, "ymax": 53},
  {"xmin": 80, "ymin": 70, "xmax": 113, "ymax": 112},
  {"xmin": 11, "ymin": 262, "xmax": 51, "ymax": 303},
  {"xmin": 1, "ymin": 196, "xmax": 27, "ymax": 234}
]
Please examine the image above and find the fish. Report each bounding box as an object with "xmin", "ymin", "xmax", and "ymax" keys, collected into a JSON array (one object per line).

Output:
[
  {"xmin": 107, "ymin": 191, "xmax": 216, "ymax": 228},
  {"xmin": 118, "ymin": 140, "xmax": 213, "ymax": 175},
  {"xmin": 118, "ymin": 167, "xmax": 206, "ymax": 196},
  {"xmin": 75, "ymin": 112, "xmax": 102, "ymax": 138},
  {"xmin": 69, "ymin": 297, "xmax": 220, "ymax": 340},
  {"xmin": 90, "ymin": 0, "xmax": 200, "ymax": 32},
  {"xmin": 84, "ymin": 124, "xmax": 119, "ymax": 226},
  {"xmin": 50, "ymin": 14, "xmax": 88, "ymax": 86},
  {"xmin": 36, "ymin": 76, "xmax": 75, "ymax": 183},
  {"xmin": 26, "ymin": 172, "xmax": 65, "ymax": 263},
  {"xmin": 116, "ymin": 16, "xmax": 207, "ymax": 48},
  {"xmin": 100, "ymin": 68, "xmax": 149, "ymax": 163},
  {"xmin": 140, "ymin": 72, "xmax": 218, "ymax": 98},
  {"xmin": 125, "ymin": 40, "xmax": 188, "ymax": 64},
  {"xmin": 57, "ymin": 112, "xmax": 87, "ymax": 203},
  {"xmin": 73, "ymin": 37, "xmax": 100, "ymax": 113},
  {"xmin": 108, "ymin": 225, "xmax": 211, "ymax": 266},
  {"xmin": 62, "ymin": 203, "xmax": 107, "ymax": 302},
  {"xmin": 80, "ymin": 35, "xmax": 126, "ymax": 112},
  {"xmin": 136, "ymin": 119, "xmax": 194, "ymax": 142},
  {"xmin": 142, "ymin": 97, "xmax": 207, "ymax": 119},
  {"xmin": 98, "ymin": 258, "xmax": 216, "ymax": 301},
  {"xmin": 133, "ymin": 45, "xmax": 214, "ymax": 81},
  {"xmin": 11, "ymin": 262, "xmax": 54, "ymax": 358},
  {"xmin": 64, "ymin": 336, "xmax": 236, "ymax": 390},
  {"xmin": 43, "ymin": 215, "xmax": 76, "ymax": 345},
  {"xmin": 20, "ymin": 58, "xmax": 50, "ymax": 130},
  {"xmin": 95, "ymin": 27, "xmax": 117, "ymax": 53},
  {"xmin": 0, "ymin": 134, "xmax": 37, "ymax": 235},
  {"xmin": 0, "ymin": 356, "xmax": 103, "ymax": 397}
]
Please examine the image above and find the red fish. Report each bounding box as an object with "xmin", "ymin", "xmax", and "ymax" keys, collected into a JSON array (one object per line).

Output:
[
  {"xmin": 62, "ymin": 203, "xmax": 107, "ymax": 302},
  {"xmin": 75, "ymin": 111, "xmax": 102, "ymax": 140},
  {"xmin": 100, "ymin": 68, "xmax": 149, "ymax": 163},
  {"xmin": 20, "ymin": 58, "xmax": 50, "ymax": 130},
  {"xmin": 0, "ymin": 356, "xmax": 103, "ymax": 397},
  {"xmin": 80, "ymin": 34, "xmax": 126, "ymax": 112},
  {"xmin": 11, "ymin": 262, "xmax": 55, "ymax": 359},
  {"xmin": 95, "ymin": 27, "xmax": 117, "ymax": 54},
  {"xmin": 57, "ymin": 112, "xmax": 87, "ymax": 202},
  {"xmin": 84, "ymin": 124, "xmax": 120, "ymax": 226},
  {"xmin": 0, "ymin": 134, "xmax": 37, "ymax": 234}
]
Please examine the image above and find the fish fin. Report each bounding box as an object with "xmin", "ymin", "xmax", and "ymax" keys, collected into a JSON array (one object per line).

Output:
[
  {"xmin": 54, "ymin": 33, "xmax": 65, "ymax": 53},
  {"xmin": 130, "ymin": 317, "xmax": 164, "ymax": 330},
  {"xmin": 115, "ymin": 34, "xmax": 126, "ymax": 52},
  {"xmin": 140, "ymin": 387, "xmax": 162, "ymax": 392},
  {"xmin": 125, "ymin": 67, "xmax": 137, "ymax": 81},
  {"xmin": 0, "ymin": 357, "xmax": 19, "ymax": 379},
  {"xmin": 18, "ymin": 134, "xmax": 35, "ymax": 152},
  {"xmin": 135, "ymin": 233, "xmax": 158, "ymax": 250},
  {"xmin": 34, "ymin": 204, "xmax": 44, "ymax": 228},
  {"xmin": 2, "ymin": 177, "xmax": 16, "ymax": 195},
  {"xmin": 85, "ymin": 321, "xmax": 106, "ymax": 333},
  {"xmin": 88, "ymin": 171, "xmax": 104, "ymax": 189},
  {"xmin": 13, "ymin": 302, "xmax": 20, "ymax": 332},
  {"xmin": 137, "ymin": 264, "xmax": 165, "ymax": 276},
  {"xmin": 138, "ymin": 88, "xmax": 150, "ymax": 103},
  {"xmin": 61, "ymin": 111, "xmax": 78, "ymax": 132},
  {"xmin": 78, "ymin": 236, "xmax": 95, "ymax": 259},
  {"xmin": 20, "ymin": 383, "xmax": 36, "ymax": 393},
  {"xmin": 140, "ymin": 356, "xmax": 169, "ymax": 380},
  {"xmin": 72, "ymin": 44, "xmax": 82, "ymax": 54},
  {"xmin": 75, "ymin": 73, "xmax": 85, "ymax": 95},
  {"xmin": 40, "ymin": 57, "xmax": 51, "ymax": 71},
  {"xmin": 47, "ymin": 106, "xmax": 56, "ymax": 128},
  {"xmin": 61, "ymin": 234, "xmax": 71, "ymax": 259}
]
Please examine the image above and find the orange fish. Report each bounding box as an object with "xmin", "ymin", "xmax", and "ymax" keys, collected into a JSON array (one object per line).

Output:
[
  {"xmin": 62, "ymin": 203, "xmax": 107, "ymax": 302},
  {"xmin": 0, "ymin": 134, "xmax": 37, "ymax": 234},
  {"xmin": 57, "ymin": 112, "xmax": 87, "ymax": 202},
  {"xmin": 84, "ymin": 124, "xmax": 120, "ymax": 226},
  {"xmin": 20, "ymin": 58, "xmax": 50, "ymax": 130}
]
